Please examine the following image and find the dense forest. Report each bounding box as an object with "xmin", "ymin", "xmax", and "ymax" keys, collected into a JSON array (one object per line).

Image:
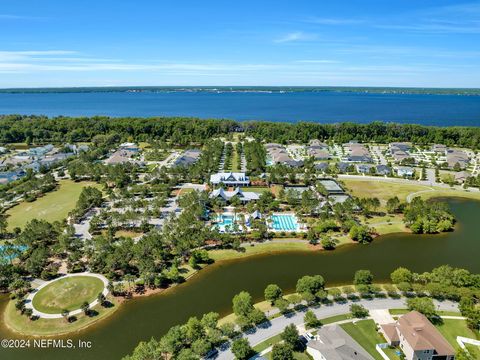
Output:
[{"xmin": 0, "ymin": 115, "xmax": 479, "ymax": 148}]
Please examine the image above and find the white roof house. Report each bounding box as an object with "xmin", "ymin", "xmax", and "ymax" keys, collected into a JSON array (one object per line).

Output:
[
  {"xmin": 210, "ymin": 172, "xmax": 250, "ymax": 186},
  {"xmin": 209, "ymin": 187, "xmax": 259, "ymax": 202},
  {"xmin": 397, "ymin": 166, "xmax": 414, "ymax": 177}
]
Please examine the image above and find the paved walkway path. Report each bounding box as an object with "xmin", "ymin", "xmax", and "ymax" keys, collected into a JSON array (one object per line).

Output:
[
  {"xmin": 406, "ymin": 187, "xmax": 435, "ymax": 203},
  {"xmin": 25, "ymin": 272, "xmax": 109, "ymax": 319},
  {"xmin": 216, "ymin": 298, "xmax": 458, "ymax": 360}
]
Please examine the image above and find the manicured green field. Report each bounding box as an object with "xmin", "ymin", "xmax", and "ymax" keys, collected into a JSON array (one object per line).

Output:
[
  {"xmin": 208, "ymin": 242, "xmax": 312, "ymax": 261},
  {"xmin": 32, "ymin": 276, "xmax": 105, "ymax": 314},
  {"xmin": 342, "ymin": 179, "xmax": 430, "ymax": 207},
  {"xmin": 341, "ymin": 319, "xmax": 400, "ymax": 360},
  {"xmin": 435, "ymin": 319, "xmax": 480, "ymax": 359},
  {"xmin": 342, "ymin": 178, "xmax": 480, "ymax": 207},
  {"xmin": 6, "ymin": 180, "xmax": 101, "ymax": 230}
]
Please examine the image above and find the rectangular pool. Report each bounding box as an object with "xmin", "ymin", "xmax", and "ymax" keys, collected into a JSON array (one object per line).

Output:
[{"xmin": 269, "ymin": 214, "xmax": 299, "ymax": 231}]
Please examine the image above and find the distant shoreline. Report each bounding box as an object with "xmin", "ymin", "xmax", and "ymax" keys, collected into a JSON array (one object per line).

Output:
[{"xmin": 1, "ymin": 86, "xmax": 480, "ymax": 96}]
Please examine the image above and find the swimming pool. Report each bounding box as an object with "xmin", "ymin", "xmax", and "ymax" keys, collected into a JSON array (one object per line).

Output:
[
  {"xmin": 0, "ymin": 244, "xmax": 26, "ymax": 262},
  {"xmin": 269, "ymin": 214, "xmax": 300, "ymax": 231},
  {"xmin": 213, "ymin": 214, "xmax": 237, "ymax": 232}
]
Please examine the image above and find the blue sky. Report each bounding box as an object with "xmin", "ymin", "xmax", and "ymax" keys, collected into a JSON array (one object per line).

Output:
[{"xmin": 1, "ymin": 0, "xmax": 480, "ymax": 88}]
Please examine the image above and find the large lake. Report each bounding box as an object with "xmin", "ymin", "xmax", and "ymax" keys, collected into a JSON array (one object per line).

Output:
[
  {"xmin": 0, "ymin": 91, "xmax": 480, "ymax": 125},
  {"xmin": 0, "ymin": 198, "xmax": 479, "ymax": 360}
]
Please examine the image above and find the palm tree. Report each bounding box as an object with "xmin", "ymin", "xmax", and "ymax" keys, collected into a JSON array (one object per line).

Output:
[
  {"xmin": 61, "ymin": 309, "xmax": 70, "ymax": 322},
  {"xmin": 97, "ymin": 293, "xmax": 106, "ymax": 307},
  {"xmin": 24, "ymin": 308, "xmax": 33, "ymax": 320},
  {"xmin": 81, "ymin": 301, "xmax": 90, "ymax": 316},
  {"xmin": 124, "ymin": 274, "xmax": 136, "ymax": 294}
]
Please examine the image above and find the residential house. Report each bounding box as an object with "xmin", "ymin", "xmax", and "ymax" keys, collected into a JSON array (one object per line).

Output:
[
  {"xmin": 390, "ymin": 142, "xmax": 412, "ymax": 153},
  {"xmin": 337, "ymin": 162, "xmax": 353, "ymax": 173},
  {"xmin": 265, "ymin": 143, "xmax": 304, "ymax": 167},
  {"xmin": 454, "ymin": 171, "xmax": 470, "ymax": 184},
  {"xmin": 397, "ymin": 166, "xmax": 414, "ymax": 177},
  {"xmin": 345, "ymin": 143, "xmax": 372, "ymax": 163},
  {"xmin": 315, "ymin": 162, "xmax": 329, "ymax": 172},
  {"xmin": 309, "ymin": 139, "xmax": 328, "ymax": 148},
  {"xmin": 376, "ymin": 164, "xmax": 391, "ymax": 175},
  {"xmin": 392, "ymin": 150, "xmax": 412, "ymax": 163},
  {"xmin": 308, "ymin": 140, "xmax": 330, "ymax": 160},
  {"xmin": 306, "ymin": 325, "xmax": 374, "ymax": 360},
  {"xmin": 308, "ymin": 148, "xmax": 331, "ymax": 160},
  {"xmin": 446, "ymin": 149, "xmax": 469, "ymax": 169},
  {"xmin": 380, "ymin": 311, "xmax": 455, "ymax": 360},
  {"xmin": 210, "ymin": 172, "xmax": 250, "ymax": 186},
  {"xmin": 356, "ymin": 164, "xmax": 375, "ymax": 174},
  {"xmin": 431, "ymin": 144, "xmax": 447, "ymax": 154}
]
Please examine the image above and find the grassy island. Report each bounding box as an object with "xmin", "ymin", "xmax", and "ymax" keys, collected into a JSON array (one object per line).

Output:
[{"xmin": 32, "ymin": 276, "xmax": 105, "ymax": 314}]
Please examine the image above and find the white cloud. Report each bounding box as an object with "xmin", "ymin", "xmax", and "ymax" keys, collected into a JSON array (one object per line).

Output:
[
  {"xmin": 295, "ymin": 60, "xmax": 339, "ymax": 64},
  {"xmin": 274, "ymin": 31, "xmax": 317, "ymax": 43},
  {"xmin": 306, "ymin": 17, "xmax": 365, "ymax": 25}
]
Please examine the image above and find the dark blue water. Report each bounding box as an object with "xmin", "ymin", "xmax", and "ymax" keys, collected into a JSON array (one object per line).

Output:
[{"xmin": 1, "ymin": 91, "xmax": 480, "ymax": 126}]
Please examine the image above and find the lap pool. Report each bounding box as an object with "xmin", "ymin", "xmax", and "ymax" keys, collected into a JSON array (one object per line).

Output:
[{"xmin": 269, "ymin": 214, "xmax": 300, "ymax": 231}]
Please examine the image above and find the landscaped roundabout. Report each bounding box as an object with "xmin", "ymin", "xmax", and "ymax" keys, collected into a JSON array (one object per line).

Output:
[{"xmin": 26, "ymin": 273, "xmax": 109, "ymax": 318}]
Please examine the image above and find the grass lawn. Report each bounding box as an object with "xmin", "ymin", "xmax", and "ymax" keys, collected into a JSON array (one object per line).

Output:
[
  {"xmin": 5, "ymin": 295, "xmax": 119, "ymax": 336},
  {"xmin": 319, "ymin": 313, "xmax": 353, "ymax": 325},
  {"xmin": 421, "ymin": 188, "xmax": 480, "ymax": 202},
  {"xmin": 389, "ymin": 309, "xmax": 462, "ymax": 317},
  {"xmin": 6, "ymin": 179, "xmax": 101, "ymax": 230},
  {"xmin": 341, "ymin": 319, "xmax": 400, "ymax": 360},
  {"xmin": 253, "ymin": 333, "xmax": 282, "ymax": 352},
  {"xmin": 32, "ymin": 276, "xmax": 105, "ymax": 314},
  {"xmin": 208, "ymin": 242, "xmax": 313, "ymax": 261},
  {"xmin": 341, "ymin": 179, "xmax": 430, "ymax": 208},
  {"xmin": 363, "ymin": 214, "xmax": 408, "ymax": 235},
  {"xmin": 231, "ymin": 148, "xmax": 240, "ymax": 171},
  {"xmin": 435, "ymin": 319, "xmax": 480, "ymax": 359}
]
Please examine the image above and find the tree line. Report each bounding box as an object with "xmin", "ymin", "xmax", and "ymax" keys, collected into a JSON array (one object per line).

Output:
[{"xmin": 1, "ymin": 115, "xmax": 479, "ymax": 148}]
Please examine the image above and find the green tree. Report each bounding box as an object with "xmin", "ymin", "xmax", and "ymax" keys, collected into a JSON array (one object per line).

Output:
[
  {"xmin": 390, "ymin": 267, "xmax": 413, "ymax": 284},
  {"xmin": 264, "ymin": 284, "xmax": 283, "ymax": 304},
  {"xmin": 354, "ymin": 270, "xmax": 373, "ymax": 285},
  {"xmin": 184, "ymin": 316, "xmax": 205, "ymax": 342},
  {"xmin": 296, "ymin": 275, "xmax": 325, "ymax": 301},
  {"xmin": 232, "ymin": 291, "xmax": 254, "ymax": 318},
  {"xmin": 304, "ymin": 310, "xmax": 320, "ymax": 328},
  {"xmin": 281, "ymin": 324, "xmax": 300, "ymax": 350},
  {"xmin": 407, "ymin": 297, "xmax": 437, "ymax": 320},
  {"xmin": 350, "ymin": 304, "xmax": 369, "ymax": 318},
  {"xmin": 271, "ymin": 343, "xmax": 294, "ymax": 360},
  {"xmin": 231, "ymin": 338, "xmax": 252, "ymax": 360}
]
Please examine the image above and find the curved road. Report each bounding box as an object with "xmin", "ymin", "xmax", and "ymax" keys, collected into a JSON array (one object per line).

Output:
[
  {"xmin": 25, "ymin": 272, "xmax": 109, "ymax": 319},
  {"xmin": 216, "ymin": 298, "xmax": 458, "ymax": 360}
]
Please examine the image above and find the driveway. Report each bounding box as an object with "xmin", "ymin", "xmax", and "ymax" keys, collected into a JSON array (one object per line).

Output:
[{"xmin": 370, "ymin": 309, "xmax": 395, "ymax": 325}]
